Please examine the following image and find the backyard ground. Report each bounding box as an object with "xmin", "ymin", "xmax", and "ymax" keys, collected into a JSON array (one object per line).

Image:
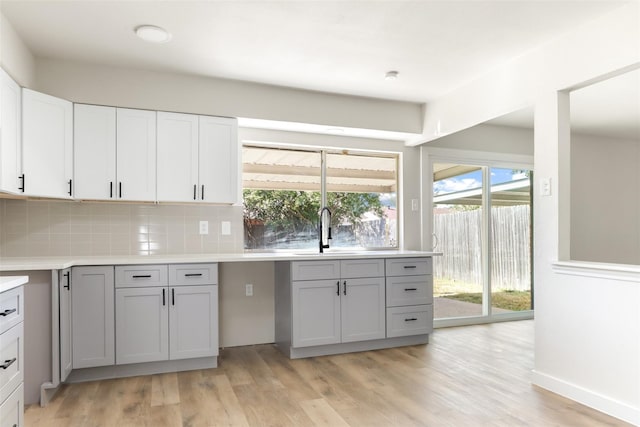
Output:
[{"xmin": 435, "ymin": 278, "xmax": 532, "ymax": 312}]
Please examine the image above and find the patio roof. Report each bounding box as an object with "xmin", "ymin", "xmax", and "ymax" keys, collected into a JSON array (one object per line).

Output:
[
  {"xmin": 242, "ymin": 146, "xmax": 397, "ymax": 193},
  {"xmin": 433, "ymin": 178, "xmax": 531, "ymax": 206}
]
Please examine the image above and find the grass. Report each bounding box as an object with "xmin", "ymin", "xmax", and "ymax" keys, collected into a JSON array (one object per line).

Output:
[
  {"xmin": 444, "ymin": 290, "xmax": 532, "ymax": 311},
  {"xmin": 434, "ymin": 278, "xmax": 531, "ymax": 311}
]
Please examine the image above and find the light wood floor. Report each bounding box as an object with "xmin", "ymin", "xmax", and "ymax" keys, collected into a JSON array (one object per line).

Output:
[{"xmin": 26, "ymin": 320, "xmax": 631, "ymax": 427}]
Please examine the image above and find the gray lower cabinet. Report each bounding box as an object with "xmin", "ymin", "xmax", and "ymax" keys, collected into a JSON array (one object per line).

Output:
[
  {"xmin": 115, "ymin": 264, "xmax": 218, "ymax": 365},
  {"xmin": 277, "ymin": 256, "xmax": 434, "ymax": 359},
  {"xmin": 289, "ymin": 259, "xmax": 386, "ymax": 349},
  {"xmin": 59, "ymin": 268, "xmax": 72, "ymax": 381},
  {"xmin": 71, "ymin": 266, "xmax": 115, "ymax": 369}
]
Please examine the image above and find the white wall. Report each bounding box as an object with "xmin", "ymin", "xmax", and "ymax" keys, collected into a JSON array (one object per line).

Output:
[
  {"xmin": 0, "ymin": 11, "xmax": 35, "ymax": 87},
  {"xmin": 34, "ymin": 58, "xmax": 422, "ymax": 134},
  {"xmin": 425, "ymin": 123, "xmax": 534, "ymax": 155},
  {"xmin": 570, "ymin": 133, "xmax": 640, "ymax": 265},
  {"xmin": 413, "ymin": 3, "xmax": 640, "ymax": 424}
]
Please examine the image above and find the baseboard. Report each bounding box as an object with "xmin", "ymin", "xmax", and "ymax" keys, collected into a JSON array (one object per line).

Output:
[
  {"xmin": 532, "ymin": 370, "xmax": 639, "ymax": 426},
  {"xmin": 281, "ymin": 334, "xmax": 430, "ymax": 359},
  {"xmin": 40, "ymin": 382, "xmax": 60, "ymax": 407}
]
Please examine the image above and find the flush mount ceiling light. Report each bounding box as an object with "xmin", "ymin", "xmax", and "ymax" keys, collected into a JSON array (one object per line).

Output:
[
  {"xmin": 134, "ymin": 25, "xmax": 172, "ymax": 43},
  {"xmin": 385, "ymin": 70, "xmax": 399, "ymax": 81}
]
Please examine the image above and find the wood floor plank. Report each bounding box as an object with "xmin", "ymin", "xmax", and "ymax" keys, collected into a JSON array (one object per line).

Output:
[
  {"xmin": 151, "ymin": 372, "xmax": 181, "ymax": 407},
  {"xmin": 299, "ymin": 398, "xmax": 350, "ymax": 427},
  {"xmin": 25, "ymin": 320, "xmax": 633, "ymax": 427}
]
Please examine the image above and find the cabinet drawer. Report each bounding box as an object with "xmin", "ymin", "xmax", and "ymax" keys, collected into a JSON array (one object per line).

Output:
[
  {"xmin": 386, "ymin": 275, "xmax": 433, "ymax": 307},
  {"xmin": 385, "ymin": 258, "xmax": 431, "ymax": 277},
  {"xmin": 0, "ymin": 286, "xmax": 23, "ymax": 334},
  {"xmin": 340, "ymin": 259, "xmax": 384, "ymax": 279},
  {"xmin": 169, "ymin": 263, "xmax": 218, "ymax": 286},
  {"xmin": 0, "ymin": 323, "xmax": 23, "ymax": 405},
  {"xmin": 0, "ymin": 383, "xmax": 23, "ymax": 427},
  {"xmin": 386, "ymin": 305, "xmax": 433, "ymax": 338},
  {"xmin": 115, "ymin": 265, "xmax": 168, "ymax": 288},
  {"xmin": 292, "ymin": 261, "xmax": 340, "ymax": 281}
]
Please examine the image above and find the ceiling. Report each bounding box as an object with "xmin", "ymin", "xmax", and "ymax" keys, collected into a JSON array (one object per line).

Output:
[{"xmin": 1, "ymin": 0, "xmax": 627, "ymax": 105}]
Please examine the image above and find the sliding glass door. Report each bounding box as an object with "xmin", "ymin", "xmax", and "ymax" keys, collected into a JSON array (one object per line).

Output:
[{"xmin": 432, "ymin": 163, "xmax": 533, "ymax": 323}]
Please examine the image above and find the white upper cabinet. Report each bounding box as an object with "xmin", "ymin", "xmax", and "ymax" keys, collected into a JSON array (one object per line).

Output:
[
  {"xmin": 157, "ymin": 112, "xmax": 199, "ymax": 202},
  {"xmin": 74, "ymin": 104, "xmax": 116, "ymax": 199},
  {"xmin": 116, "ymin": 108, "xmax": 157, "ymax": 201},
  {"xmin": 0, "ymin": 69, "xmax": 22, "ymax": 194},
  {"xmin": 22, "ymin": 88, "xmax": 73, "ymax": 198},
  {"xmin": 199, "ymin": 116, "xmax": 239, "ymax": 203},
  {"xmin": 157, "ymin": 113, "xmax": 238, "ymax": 203}
]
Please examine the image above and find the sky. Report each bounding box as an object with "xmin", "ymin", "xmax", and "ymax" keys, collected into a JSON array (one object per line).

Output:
[{"xmin": 433, "ymin": 167, "xmax": 528, "ymax": 196}]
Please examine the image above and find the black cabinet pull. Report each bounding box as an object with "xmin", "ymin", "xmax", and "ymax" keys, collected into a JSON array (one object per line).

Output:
[
  {"xmin": 185, "ymin": 273, "xmax": 202, "ymax": 277},
  {"xmin": 1, "ymin": 358, "xmax": 16, "ymax": 369},
  {"xmin": 404, "ymin": 318, "xmax": 418, "ymax": 322},
  {"xmin": 201, "ymin": 184, "xmax": 205, "ymax": 200},
  {"xmin": 132, "ymin": 275, "xmax": 151, "ymax": 278},
  {"xmin": 162, "ymin": 288, "xmax": 166, "ymax": 306},
  {"xmin": 403, "ymin": 265, "xmax": 417, "ymax": 269},
  {"xmin": 404, "ymin": 288, "xmax": 418, "ymax": 291},
  {"xmin": 119, "ymin": 182, "xmax": 122, "ymax": 198},
  {"xmin": 343, "ymin": 280, "xmax": 347, "ymax": 295},
  {"xmin": 110, "ymin": 181, "xmax": 113, "ymax": 198},
  {"xmin": 172, "ymin": 288, "xmax": 175, "ymax": 305},
  {"xmin": 68, "ymin": 179, "xmax": 73, "ymax": 196},
  {"xmin": 0, "ymin": 308, "xmax": 17, "ymax": 317},
  {"xmin": 18, "ymin": 174, "xmax": 25, "ymax": 192},
  {"xmin": 193, "ymin": 184, "xmax": 197, "ymax": 200},
  {"xmin": 336, "ymin": 281, "xmax": 340, "ymax": 296},
  {"xmin": 63, "ymin": 272, "xmax": 70, "ymax": 290}
]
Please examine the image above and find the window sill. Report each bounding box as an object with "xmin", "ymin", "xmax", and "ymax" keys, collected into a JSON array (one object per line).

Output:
[{"xmin": 551, "ymin": 261, "xmax": 640, "ymax": 283}]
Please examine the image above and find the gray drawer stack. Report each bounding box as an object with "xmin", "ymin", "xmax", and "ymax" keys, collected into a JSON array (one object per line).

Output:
[
  {"xmin": 385, "ymin": 258, "xmax": 434, "ymax": 338},
  {"xmin": 0, "ymin": 285, "xmax": 24, "ymax": 427}
]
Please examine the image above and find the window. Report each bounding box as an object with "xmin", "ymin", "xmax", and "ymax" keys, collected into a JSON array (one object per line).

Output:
[{"xmin": 243, "ymin": 145, "xmax": 398, "ymax": 251}]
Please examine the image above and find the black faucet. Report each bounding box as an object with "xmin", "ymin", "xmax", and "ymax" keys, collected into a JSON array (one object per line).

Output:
[{"xmin": 319, "ymin": 207, "xmax": 332, "ymax": 253}]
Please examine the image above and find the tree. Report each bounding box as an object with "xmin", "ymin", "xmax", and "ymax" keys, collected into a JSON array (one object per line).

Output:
[{"xmin": 243, "ymin": 189, "xmax": 385, "ymax": 247}]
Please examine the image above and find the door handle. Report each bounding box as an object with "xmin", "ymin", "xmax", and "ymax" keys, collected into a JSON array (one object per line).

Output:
[
  {"xmin": 404, "ymin": 288, "xmax": 418, "ymax": 291},
  {"xmin": 172, "ymin": 288, "xmax": 175, "ymax": 306},
  {"xmin": 1, "ymin": 358, "xmax": 17, "ymax": 369},
  {"xmin": 68, "ymin": 179, "xmax": 73, "ymax": 196},
  {"xmin": 18, "ymin": 174, "xmax": 25, "ymax": 192},
  {"xmin": 336, "ymin": 281, "xmax": 340, "ymax": 296},
  {"xmin": 162, "ymin": 288, "xmax": 166, "ymax": 306},
  {"xmin": 404, "ymin": 318, "xmax": 418, "ymax": 322},
  {"xmin": 343, "ymin": 280, "xmax": 347, "ymax": 295},
  {"xmin": 63, "ymin": 271, "xmax": 70, "ymax": 290},
  {"xmin": 0, "ymin": 308, "xmax": 17, "ymax": 317},
  {"xmin": 201, "ymin": 184, "xmax": 205, "ymax": 200},
  {"xmin": 193, "ymin": 184, "xmax": 197, "ymax": 200},
  {"xmin": 119, "ymin": 182, "xmax": 122, "ymax": 198},
  {"xmin": 110, "ymin": 181, "xmax": 113, "ymax": 198}
]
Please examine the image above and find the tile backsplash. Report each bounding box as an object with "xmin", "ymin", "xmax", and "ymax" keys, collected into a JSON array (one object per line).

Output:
[{"xmin": 0, "ymin": 199, "xmax": 244, "ymax": 257}]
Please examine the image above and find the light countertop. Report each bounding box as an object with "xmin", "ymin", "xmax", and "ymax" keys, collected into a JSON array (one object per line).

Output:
[
  {"xmin": 0, "ymin": 250, "xmax": 440, "ymax": 272},
  {"xmin": 0, "ymin": 275, "xmax": 29, "ymax": 293}
]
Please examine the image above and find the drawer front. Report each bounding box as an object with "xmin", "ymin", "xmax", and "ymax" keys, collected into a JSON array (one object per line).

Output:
[
  {"xmin": 0, "ymin": 323, "xmax": 24, "ymax": 405},
  {"xmin": 0, "ymin": 383, "xmax": 23, "ymax": 427},
  {"xmin": 385, "ymin": 258, "xmax": 432, "ymax": 277},
  {"xmin": 386, "ymin": 305, "xmax": 433, "ymax": 338},
  {"xmin": 386, "ymin": 275, "xmax": 433, "ymax": 307},
  {"xmin": 340, "ymin": 259, "xmax": 384, "ymax": 279},
  {"xmin": 115, "ymin": 265, "xmax": 168, "ymax": 288},
  {"xmin": 0, "ymin": 286, "xmax": 23, "ymax": 335},
  {"xmin": 292, "ymin": 261, "xmax": 340, "ymax": 281},
  {"xmin": 169, "ymin": 263, "xmax": 218, "ymax": 286}
]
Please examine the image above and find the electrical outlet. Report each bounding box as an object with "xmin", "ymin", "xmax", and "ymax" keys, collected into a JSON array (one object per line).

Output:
[
  {"xmin": 540, "ymin": 178, "xmax": 552, "ymax": 197},
  {"xmin": 199, "ymin": 220, "xmax": 209, "ymax": 235},
  {"xmin": 411, "ymin": 199, "xmax": 419, "ymax": 211},
  {"xmin": 221, "ymin": 221, "xmax": 231, "ymax": 235},
  {"xmin": 245, "ymin": 283, "xmax": 253, "ymax": 297}
]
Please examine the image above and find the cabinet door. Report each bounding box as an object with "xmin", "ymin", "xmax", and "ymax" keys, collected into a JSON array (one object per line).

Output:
[
  {"xmin": 74, "ymin": 104, "xmax": 116, "ymax": 199},
  {"xmin": 71, "ymin": 266, "xmax": 115, "ymax": 369},
  {"xmin": 157, "ymin": 112, "xmax": 199, "ymax": 202},
  {"xmin": 116, "ymin": 287, "xmax": 169, "ymax": 365},
  {"xmin": 22, "ymin": 88, "xmax": 73, "ymax": 198},
  {"xmin": 59, "ymin": 268, "xmax": 72, "ymax": 382},
  {"xmin": 116, "ymin": 108, "xmax": 156, "ymax": 201},
  {"xmin": 292, "ymin": 280, "xmax": 341, "ymax": 347},
  {"xmin": 0, "ymin": 68, "xmax": 22, "ymax": 194},
  {"xmin": 341, "ymin": 277, "xmax": 386, "ymax": 343},
  {"xmin": 198, "ymin": 116, "xmax": 238, "ymax": 203},
  {"xmin": 169, "ymin": 285, "xmax": 218, "ymax": 360}
]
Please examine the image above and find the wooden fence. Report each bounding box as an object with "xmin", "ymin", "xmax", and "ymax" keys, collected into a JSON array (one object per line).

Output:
[{"xmin": 433, "ymin": 205, "xmax": 531, "ymax": 291}]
